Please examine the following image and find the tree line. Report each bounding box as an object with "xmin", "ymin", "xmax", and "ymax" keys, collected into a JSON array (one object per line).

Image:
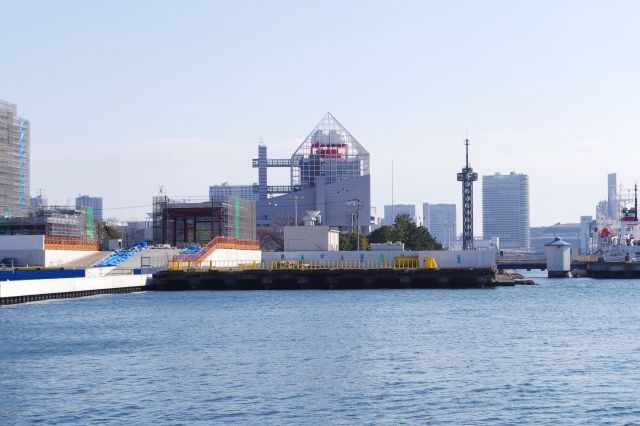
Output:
[{"xmin": 340, "ymin": 213, "xmax": 443, "ymax": 251}]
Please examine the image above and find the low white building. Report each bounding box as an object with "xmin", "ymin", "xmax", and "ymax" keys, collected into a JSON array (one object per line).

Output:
[{"xmin": 284, "ymin": 226, "xmax": 340, "ymax": 251}]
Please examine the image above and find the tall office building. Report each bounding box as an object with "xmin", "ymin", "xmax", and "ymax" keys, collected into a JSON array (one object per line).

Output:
[
  {"xmin": 0, "ymin": 99, "xmax": 30, "ymax": 216},
  {"xmin": 383, "ymin": 204, "xmax": 416, "ymax": 225},
  {"xmin": 482, "ymin": 172, "xmax": 530, "ymax": 249},
  {"xmin": 76, "ymin": 195, "xmax": 104, "ymax": 222},
  {"xmin": 423, "ymin": 203, "xmax": 456, "ymax": 248}
]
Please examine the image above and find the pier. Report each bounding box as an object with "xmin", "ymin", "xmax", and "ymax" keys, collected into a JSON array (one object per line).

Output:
[
  {"xmin": 0, "ymin": 273, "xmax": 151, "ymax": 305},
  {"xmin": 152, "ymin": 263, "xmax": 535, "ymax": 291}
]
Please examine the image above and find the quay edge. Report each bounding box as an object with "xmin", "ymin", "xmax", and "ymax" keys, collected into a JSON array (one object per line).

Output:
[{"xmin": 151, "ymin": 267, "xmax": 532, "ymax": 291}]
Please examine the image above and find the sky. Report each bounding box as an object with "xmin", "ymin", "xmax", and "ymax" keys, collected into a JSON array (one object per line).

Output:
[{"xmin": 2, "ymin": 0, "xmax": 639, "ymax": 230}]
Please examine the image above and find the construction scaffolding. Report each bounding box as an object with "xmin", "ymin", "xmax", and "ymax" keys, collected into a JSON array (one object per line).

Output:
[
  {"xmin": 0, "ymin": 99, "xmax": 30, "ymax": 217},
  {"xmin": 153, "ymin": 196, "xmax": 256, "ymax": 247},
  {"xmin": 0, "ymin": 206, "xmax": 94, "ymax": 238}
]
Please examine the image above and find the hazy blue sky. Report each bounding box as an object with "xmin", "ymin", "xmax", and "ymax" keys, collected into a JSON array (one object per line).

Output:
[{"xmin": 2, "ymin": 0, "xmax": 639, "ymax": 228}]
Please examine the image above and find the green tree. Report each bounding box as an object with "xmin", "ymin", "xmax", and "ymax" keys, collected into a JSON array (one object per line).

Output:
[
  {"xmin": 369, "ymin": 213, "xmax": 443, "ymax": 250},
  {"xmin": 339, "ymin": 231, "xmax": 370, "ymax": 251},
  {"xmin": 95, "ymin": 222, "xmax": 120, "ymax": 240}
]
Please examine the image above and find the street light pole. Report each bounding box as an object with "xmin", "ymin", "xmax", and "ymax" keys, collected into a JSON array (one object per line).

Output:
[
  {"xmin": 348, "ymin": 199, "xmax": 362, "ymax": 251},
  {"xmin": 289, "ymin": 195, "xmax": 303, "ymax": 226}
]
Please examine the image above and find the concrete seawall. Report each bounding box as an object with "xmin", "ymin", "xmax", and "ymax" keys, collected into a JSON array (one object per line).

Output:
[
  {"xmin": 0, "ymin": 274, "xmax": 151, "ymax": 305},
  {"xmin": 152, "ymin": 268, "xmax": 499, "ymax": 291}
]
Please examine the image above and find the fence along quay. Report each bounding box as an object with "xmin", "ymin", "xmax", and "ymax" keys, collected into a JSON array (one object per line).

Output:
[{"xmin": 152, "ymin": 256, "xmax": 529, "ymax": 290}]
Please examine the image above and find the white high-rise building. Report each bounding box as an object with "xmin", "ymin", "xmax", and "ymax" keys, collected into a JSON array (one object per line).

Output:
[
  {"xmin": 482, "ymin": 172, "xmax": 530, "ymax": 250},
  {"xmin": 423, "ymin": 203, "xmax": 456, "ymax": 248}
]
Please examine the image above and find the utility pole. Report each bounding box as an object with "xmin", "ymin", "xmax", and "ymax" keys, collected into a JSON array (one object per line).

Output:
[
  {"xmin": 457, "ymin": 139, "xmax": 478, "ymax": 250},
  {"xmin": 289, "ymin": 195, "xmax": 303, "ymax": 226},
  {"xmin": 348, "ymin": 199, "xmax": 362, "ymax": 251}
]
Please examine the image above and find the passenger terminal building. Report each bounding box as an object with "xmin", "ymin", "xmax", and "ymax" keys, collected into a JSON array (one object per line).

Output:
[{"xmin": 211, "ymin": 113, "xmax": 371, "ymax": 235}]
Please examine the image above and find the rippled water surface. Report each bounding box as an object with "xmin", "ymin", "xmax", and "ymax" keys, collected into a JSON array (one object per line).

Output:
[{"xmin": 2, "ymin": 275, "xmax": 640, "ymax": 424}]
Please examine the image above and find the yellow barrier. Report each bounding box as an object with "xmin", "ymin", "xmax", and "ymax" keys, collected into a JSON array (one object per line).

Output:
[{"xmin": 167, "ymin": 257, "xmax": 440, "ymax": 272}]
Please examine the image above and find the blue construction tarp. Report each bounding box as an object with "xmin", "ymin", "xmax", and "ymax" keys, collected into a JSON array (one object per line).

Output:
[{"xmin": 94, "ymin": 242, "xmax": 148, "ymax": 267}]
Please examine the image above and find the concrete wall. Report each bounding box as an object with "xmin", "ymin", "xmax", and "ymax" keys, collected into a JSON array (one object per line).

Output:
[
  {"xmin": 263, "ymin": 249, "xmax": 496, "ymax": 268},
  {"xmin": 0, "ymin": 249, "xmax": 45, "ymax": 266},
  {"xmin": 0, "ymin": 234, "xmax": 44, "ymax": 250},
  {"xmin": 44, "ymin": 250, "xmax": 99, "ymax": 267},
  {"xmin": 201, "ymin": 248, "xmax": 262, "ymax": 265},
  {"xmin": 0, "ymin": 274, "xmax": 150, "ymax": 298},
  {"xmin": 0, "ymin": 236, "xmax": 100, "ymax": 267}
]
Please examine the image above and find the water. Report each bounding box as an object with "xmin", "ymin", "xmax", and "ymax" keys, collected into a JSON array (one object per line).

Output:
[{"xmin": 2, "ymin": 275, "xmax": 640, "ymax": 425}]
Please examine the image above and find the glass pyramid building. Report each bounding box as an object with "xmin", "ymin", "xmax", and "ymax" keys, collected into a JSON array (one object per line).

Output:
[{"xmin": 290, "ymin": 113, "xmax": 370, "ymax": 190}]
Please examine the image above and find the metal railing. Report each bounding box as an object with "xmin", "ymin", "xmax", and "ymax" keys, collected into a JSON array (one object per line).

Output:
[{"xmin": 167, "ymin": 258, "xmax": 439, "ymax": 272}]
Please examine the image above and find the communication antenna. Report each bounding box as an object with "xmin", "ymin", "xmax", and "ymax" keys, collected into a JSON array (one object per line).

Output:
[{"xmin": 457, "ymin": 138, "xmax": 478, "ymax": 250}]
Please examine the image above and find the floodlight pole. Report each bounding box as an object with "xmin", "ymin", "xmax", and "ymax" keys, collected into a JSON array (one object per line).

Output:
[
  {"xmin": 348, "ymin": 199, "xmax": 362, "ymax": 251},
  {"xmin": 289, "ymin": 195, "xmax": 303, "ymax": 226}
]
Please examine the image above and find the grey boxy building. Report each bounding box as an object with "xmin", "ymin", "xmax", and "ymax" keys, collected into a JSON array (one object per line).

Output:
[
  {"xmin": 423, "ymin": 203, "xmax": 456, "ymax": 248},
  {"xmin": 75, "ymin": 195, "xmax": 104, "ymax": 222},
  {"xmin": 0, "ymin": 99, "xmax": 30, "ymax": 217},
  {"xmin": 211, "ymin": 113, "xmax": 371, "ymax": 235}
]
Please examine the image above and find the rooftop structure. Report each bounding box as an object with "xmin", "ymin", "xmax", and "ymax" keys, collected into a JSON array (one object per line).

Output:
[
  {"xmin": 0, "ymin": 99, "xmax": 30, "ymax": 217},
  {"xmin": 290, "ymin": 113, "xmax": 369, "ymax": 190}
]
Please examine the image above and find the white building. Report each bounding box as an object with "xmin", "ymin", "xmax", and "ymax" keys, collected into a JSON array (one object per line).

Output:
[
  {"xmin": 383, "ymin": 204, "xmax": 416, "ymax": 225},
  {"xmin": 482, "ymin": 172, "xmax": 530, "ymax": 250},
  {"xmin": 284, "ymin": 226, "xmax": 340, "ymax": 251},
  {"xmin": 423, "ymin": 203, "xmax": 456, "ymax": 248}
]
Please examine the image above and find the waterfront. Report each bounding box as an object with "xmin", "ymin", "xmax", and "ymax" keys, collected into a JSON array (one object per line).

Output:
[{"xmin": 1, "ymin": 274, "xmax": 640, "ymax": 424}]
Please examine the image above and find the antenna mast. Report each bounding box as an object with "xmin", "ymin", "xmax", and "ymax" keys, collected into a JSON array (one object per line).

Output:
[
  {"xmin": 635, "ymin": 183, "xmax": 638, "ymax": 221},
  {"xmin": 457, "ymin": 138, "xmax": 478, "ymax": 250}
]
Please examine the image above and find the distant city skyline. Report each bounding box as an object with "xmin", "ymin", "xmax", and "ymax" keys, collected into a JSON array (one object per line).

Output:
[{"xmin": 2, "ymin": 1, "xmax": 639, "ymax": 228}]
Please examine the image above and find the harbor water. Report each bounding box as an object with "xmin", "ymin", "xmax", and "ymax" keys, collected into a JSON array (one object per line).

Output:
[{"xmin": 1, "ymin": 274, "xmax": 640, "ymax": 424}]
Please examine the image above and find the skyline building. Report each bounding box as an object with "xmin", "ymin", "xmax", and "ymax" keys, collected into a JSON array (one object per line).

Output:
[
  {"xmin": 608, "ymin": 173, "xmax": 618, "ymax": 220},
  {"xmin": 75, "ymin": 195, "xmax": 103, "ymax": 222},
  {"xmin": 210, "ymin": 182, "xmax": 260, "ymax": 202},
  {"xmin": 423, "ymin": 203, "xmax": 456, "ymax": 248},
  {"xmin": 482, "ymin": 172, "xmax": 530, "ymax": 250},
  {"xmin": 0, "ymin": 99, "xmax": 30, "ymax": 216},
  {"xmin": 383, "ymin": 204, "xmax": 416, "ymax": 226}
]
